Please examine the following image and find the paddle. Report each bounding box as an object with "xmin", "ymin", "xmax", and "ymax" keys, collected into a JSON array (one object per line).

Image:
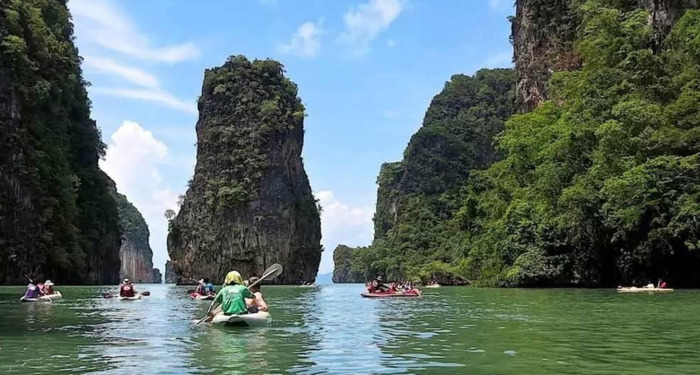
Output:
[
  {"xmin": 25, "ymin": 274, "xmax": 52, "ymax": 302},
  {"xmin": 193, "ymin": 263, "xmax": 283, "ymax": 326}
]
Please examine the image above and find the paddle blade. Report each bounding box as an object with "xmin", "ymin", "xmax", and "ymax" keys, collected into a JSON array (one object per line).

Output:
[
  {"xmin": 262, "ymin": 263, "xmax": 283, "ymax": 280},
  {"xmin": 141, "ymin": 291, "xmax": 150, "ymax": 296}
]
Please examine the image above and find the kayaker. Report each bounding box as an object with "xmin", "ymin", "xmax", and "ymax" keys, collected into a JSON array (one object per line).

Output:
[
  {"xmin": 372, "ymin": 276, "xmax": 389, "ymax": 292},
  {"xmin": 659, "ymin": 280, "xmax": 668, "ymax": 289},
  {"xmin": 41, "ymin": 280, "xmax": 55, "ymax": 295},
  {"xmin": 119, "ymin": 279, "xmax": 137, "ymax": 297},
  {"xmin": 246, "ymin": 276, "xmax": 268, "ymax": 313},
  {"xmin": 23, "ymin": 283, "xmax": 43, "ymax": 299},
  {"xmin": 195, "ymin": 278, "xmax": 216, "ymax": 296},
  {"xmin": 206, "ymin": 271, "xmax": 254, "ymax": 320}
]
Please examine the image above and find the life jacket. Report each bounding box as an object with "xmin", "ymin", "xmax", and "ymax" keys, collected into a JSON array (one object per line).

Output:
[
  {"xmin": 24, "ymin": 284, "xmax": 40, "ymax": 299},
  {"xmin": 120, "ymin": 284, "xmax": 135, "ymax": 297}
]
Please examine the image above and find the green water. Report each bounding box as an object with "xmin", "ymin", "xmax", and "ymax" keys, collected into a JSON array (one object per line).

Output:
[{"xmin": 0, "ymin": 284, "xmax": 698, "ymax": 374}]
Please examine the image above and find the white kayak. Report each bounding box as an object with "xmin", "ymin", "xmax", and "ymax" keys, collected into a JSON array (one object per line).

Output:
[
  {"xmin": 617, "ymin": 287, "xmax": 674, "ymax": 293},
  {"xmin": 20, "ymin": 291, "xmax": 62, "ymax": 302},
  {"xmin": 424, "ymin": 284, "xmax": 441, "ymax": 288},
  {"xmin": 118, "ymin": 293, "xmax": 142, "ymax": 300},
  {"xmin": 211, "ymin": 311, "xmax": 271, "ymax": 327}
]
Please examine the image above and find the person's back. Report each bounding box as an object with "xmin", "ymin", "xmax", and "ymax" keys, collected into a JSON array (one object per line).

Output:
[
  {"xmin": 24, "ymin": 283, "xmax": 41, "ymax": 299},
  {"xmin": 214, "ymin": 284, "xmax": 252, "ymax": 315},
  {"xmin": 120, "ymin": 279, "xmax": 135, "ymax": 297},
  {"xmin": 246, "ymin": 277, "xmax": 268, "ymax": 313},
  {"xmin": 203, "ymin": 279, "xmax": 215, "ymax": 295}
]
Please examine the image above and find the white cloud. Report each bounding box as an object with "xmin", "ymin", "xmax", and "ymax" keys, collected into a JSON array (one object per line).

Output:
[
  {"xmin": 484, "ymin": 51, "xmax": 513, "ymax": 68},
  {"xmin": 315, "ymin": 190, "xmax": 374, "ymax": 274},
  {"xmin": 340, "ymin": 0, "xmax": 403, "ymax": 56},
  {"xmin": 69, "ymin": 0, "xmax": 200, "ymax": 63},
  {"xmin": 90, "ymin": 87, "xmax": 198, "ymax": 115},
  {"xmin": 100, "ymin": 121, "xmax": 183, "ymax": 272},
  {"xmin": 280, "ymin": 20, "xmax": 324, "ymax": 59},
  {"xmin": 386, "ymin": 39, "xmax": 396, "ymax": 48},
  {"xmin": 82, "ymin": 56, "xmax": 159, "ymax": 89}
]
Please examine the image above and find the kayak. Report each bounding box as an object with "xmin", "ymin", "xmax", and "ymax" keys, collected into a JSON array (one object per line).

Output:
[
  {"xmin": 210, "ymin": 311, "xmax": 271, "ymax": 327},
  {"xmin": 361, "ymin": 290, "xmax": 421, "ymax": 298},
  {"xmin": 190, "ymin": 292, "xmax": 215, "ymax": 300},
  {"xmin": 118, "ymin": 293, "xmax": 142, "ymax": 300},
  {"xmin": 617, "ymin": 287, "xmax": 674, "ymax": 293},
  {"xmin": 20, "ymin": 291, "xmax": 62, "ymax": 303},
  {"xmin": 424, "ymin": 284, "xmax": 441, "ymax": 288}
]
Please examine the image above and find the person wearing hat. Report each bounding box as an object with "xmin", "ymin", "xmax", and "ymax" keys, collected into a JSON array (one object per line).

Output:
[
  {"xmin": 205, "ymin": 271, "xmax": 254, "ymax": 321},
  {"xmin": 370, "ymin": 275, "xmax": 389, "ymax": 293},
  {"xmin": 119, "ymin": 278, "xmax": 137, "ymax": 298},
  {"xmin": 41, "ymin": 280, "xmax": 55, "ymax": 295}
]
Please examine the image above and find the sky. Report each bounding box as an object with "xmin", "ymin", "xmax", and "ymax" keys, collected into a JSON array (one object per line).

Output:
[{"xmin": 67, "ymin": 0, "xmax": 515, "ymax": 275}]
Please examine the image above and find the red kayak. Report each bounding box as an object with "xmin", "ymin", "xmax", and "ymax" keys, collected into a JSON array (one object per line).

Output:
[
  {"xmin": 190, "ymin": 292, "xmax": 214, "ymax": 300},
  {"xmin": 361, "ymin": 290, "xmax": 421, "ymax": 298}
]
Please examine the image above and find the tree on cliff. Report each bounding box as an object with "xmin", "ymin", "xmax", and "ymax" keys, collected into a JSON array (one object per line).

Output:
[
  {"xmin": 456, "ymin": 2, "xmax": 700, "ymax": 287},
  {"xmin": 167, "ymin": 55, "xmax": 321, "ymax": 285},
  {"xmin": 335, "ymin": 69, "xmax": 516, "ymax": 283},
  {"xmin": 0, "ymin": 0, "xmax": 121, "ymax": 284},
  {"xmin": 339, "ymin": 0, "xmax": 700, "ymax": 287}
]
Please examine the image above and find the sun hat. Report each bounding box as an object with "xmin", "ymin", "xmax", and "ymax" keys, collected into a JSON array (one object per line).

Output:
[{"xmin": 44, "ymin": 280, "xmax": 54, "ymax": 286}]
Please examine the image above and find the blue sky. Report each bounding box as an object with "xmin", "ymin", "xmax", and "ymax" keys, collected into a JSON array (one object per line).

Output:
[{"xmin": 67, "ymin": 0, "xmax": 515, "ymax": 275}]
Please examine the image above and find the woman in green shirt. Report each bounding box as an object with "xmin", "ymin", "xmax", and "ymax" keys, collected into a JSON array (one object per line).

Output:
[{"xmin": 208, "ymin": 271, "xmax": 253, "ymax": 318}]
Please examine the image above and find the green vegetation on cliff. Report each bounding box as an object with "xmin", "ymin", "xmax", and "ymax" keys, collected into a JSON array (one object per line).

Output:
[
  {"xmin": 168, "ymin": 55, "xmax": 321, "ymax": 285},
  {"xmin": 0, "ymin": 0, "xmax": 121, "ymax": 284},
  {"xmin": 337, "ymin": 1, "xmax": 700, "ymax": 287},
  {"xmin": 335, "ymin": 69, "xmax": 516, "ymax": 283}
]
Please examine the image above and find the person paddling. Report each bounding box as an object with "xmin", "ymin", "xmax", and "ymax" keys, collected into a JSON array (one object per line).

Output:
[
  {"xmin": 246, "ymin": 276, "xmax": 268, "ymax": 313},
  {"xmin": 119, "ymin": 279, "xmax": 137, "ymax": 297},
  {"xmin": 195, "ymin": 278, "xmax": 216, "ymax": 296},
  {"xmin": 23, "ymin": 282, "xmax": 43, "ymax": 299},
  {"xmin": 205, "ymin": 271, "xmax": 254, "ymax": 321},
  {"xmin": 372, "ymin": 276, "xmax": 390, "ymax": 292},
  {"xmin": 41, "ymin": 280, "xmax": 55, "ymax": 295}
]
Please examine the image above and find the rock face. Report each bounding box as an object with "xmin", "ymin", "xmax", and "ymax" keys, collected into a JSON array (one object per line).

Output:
[
  {"xmin": 167, "ymin": 56, "xmax": 322, "ymax": 285},
  {"xmin": 0, "ymin": 0, "xmax": 121, "ymax": 284},
  {"xmin": 332, "ymin": 245, "xmax": 364, "ymax": 283},
  {"xmin": 165, "ymin": 261, "xmax": 177, "ymax": 284},
  {"xmin": 152, "ymin": 268, "xmax": 163, "ymax": 284},
  {"xmin": 333, "ymin": 70, "xmax": 516, "ymax": 283},
  {"xmin": 113, "ymin": 191, "xmax": 160, "ymax": 283},
  {"xmin": 512, "ymin": 0, "xmax": 698, "ymax": 110}
]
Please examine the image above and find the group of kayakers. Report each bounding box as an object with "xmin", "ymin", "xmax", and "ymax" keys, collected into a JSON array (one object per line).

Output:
[
  {"xmin": 23, "ymin": 280, "xmax": 56, "ymax": 299},
  {"xmin": 366, "ymin": 276, "xmax": 417, "ymax": 294}
]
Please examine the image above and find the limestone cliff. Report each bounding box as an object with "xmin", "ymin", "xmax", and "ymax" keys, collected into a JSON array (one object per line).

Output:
[
  {"xmin": 113, "ymin": 190, "xmax": 160, "ymax": 283},
  {"xmin": 0, "ymin": 0, "xmax": 120, "ymax": 284},
  {"xmin": 167, "ymin": 56, "xmax": 322, "ymax": 285},
  {"xmin": 152, "ymin": 268, "xmax": 162, "ymax": 284},
  {"xmin": 165, "ymin": 261, "xmax": 177, "ymax": 284},
  {"xmin": 512, "ymin": 0, "xmax": 698, "ymax": 110},
  {"xmin": 332, "ymin": 245, "xmax": 364, "ymax": 283}
]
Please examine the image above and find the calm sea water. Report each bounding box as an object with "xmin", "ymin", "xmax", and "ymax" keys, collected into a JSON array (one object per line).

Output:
[{"xmin": 0, "ymin": 284, "xmax": 698, "ymax": 374}]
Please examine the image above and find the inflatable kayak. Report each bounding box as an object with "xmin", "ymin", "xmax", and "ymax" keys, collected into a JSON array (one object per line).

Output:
[
  {"xmin": 617, "ymin": 287, "xmax": 674, "ymax": 293},
  {"xmin": 210, "ymin": 311, "xmax": 271, "ymax": 327},
  {"xmin": 361, "ymin": 290, "xmax": 421, "ymax": 298},
  {"xmin": 118, "ymin": 293, "xmax": 142, "ymax": 300},
  {"xmin": 190, "ymin": 293, "xmax": 215, "ymax": 300},
  {"xmin": 20, "ymin": 291, "xmax": 62, "ymax": 302}
]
